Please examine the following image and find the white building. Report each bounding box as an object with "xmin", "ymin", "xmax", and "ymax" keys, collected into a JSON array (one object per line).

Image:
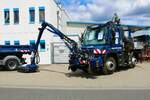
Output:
[
  {"xmin": 0, "ymin": 0, "xmax": 101, "ymax": 64},
  {"xmin": 0, "ymin": 0, "xmax": 70, "ymax": 64}
]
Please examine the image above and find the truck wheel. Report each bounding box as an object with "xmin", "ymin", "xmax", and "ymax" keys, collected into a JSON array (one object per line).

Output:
[
  {"xmin": 103, "ymin": 57, "xmax": 116, "ymax": 75},
  {"xmin": 5, "ymin": 58, "xmax": 19, "ymax": 71},
  {"xmin": 129, "ymin": 57, "xmax": 136, "ymax": 68},
  {"xmin": 0, "ymin": 66, "xmax": 4, "ymax": 70},
  {"xmin": 69, "ymin": 65, "xmax": 77, "ymax": 72}
]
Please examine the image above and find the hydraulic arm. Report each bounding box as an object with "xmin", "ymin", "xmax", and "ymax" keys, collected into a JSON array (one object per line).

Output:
[{"xmin": 18, "ymin": 21, "xmax": 80, "ymax": 72}]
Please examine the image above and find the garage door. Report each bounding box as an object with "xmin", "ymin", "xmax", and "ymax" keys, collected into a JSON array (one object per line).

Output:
[{"xmin": 53, "ymin": 43, "xmax": 70, "ymax": 63}]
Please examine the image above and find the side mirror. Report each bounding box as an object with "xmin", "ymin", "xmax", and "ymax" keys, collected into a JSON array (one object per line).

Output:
[{"xmin": 79, "ymin": 33, "xmax": 84, "ymax": 42}]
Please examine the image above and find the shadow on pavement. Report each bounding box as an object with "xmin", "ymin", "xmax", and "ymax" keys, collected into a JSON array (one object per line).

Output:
[
  {"xmin": 115, "ymin": 64, "xmax": 144, "ymax": 72},
  {"xmin": 40, "ymin": 69, "xmax": 66, "ymax": 74},
  {"xmin": 116, "ymin": 66, "xmax": 132, "ymax": 72},
  {"xmin": 40, "ymin": 65, "xmax": 137, "ymax": 79},
  {"xmin": 65, "ymin": 71, "xmax": 98, "ymax": 79},
  {"xmin": 0, "ymin": 64, "xmax": 140, "ymax": 79},
  {"xmin": 40, "ymin": 68, "xmax": 98, "ymax": 79},
  {"xmin": 0, "ymin": 66, "xmax": 14, "ymax": 72}
]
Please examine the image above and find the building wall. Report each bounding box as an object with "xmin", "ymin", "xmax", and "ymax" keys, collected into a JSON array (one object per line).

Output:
[
  {"xmin": 0, "ymin": 0, "xmax": 70, "ymax": 64},
  {"xmin": 0, "ymin": 0, "xmax": 93, "ymax": 64}
]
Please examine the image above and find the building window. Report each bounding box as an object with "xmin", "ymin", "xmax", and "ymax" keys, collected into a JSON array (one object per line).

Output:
[
  {"xmin": 13, "ymin": 8, "xmax": 19, "ymax": 24},
  {"xmin": 29, "ymin": 7, "xmax": 35, "ymax": 23},
  {"xmin": 40, "ymin": 40, "xmax": 45, "ymax": 51},
  {"xmin": 5, "ymin": 41, "xmax": 10, "ymax": 45},
  {"xmin": 14, "ymin": 40, "xmax": 20, "ymax": 45},
  {"xmin": 4, "ymin": 9, "xmax": 10, "ymax": 24},
  {"xmin": 39, "ymin": 7, "xmax": 45, "ymax": 23},
  {"xmin": 30, "ymin": 40, "xmax": 35, "ymax": 46}
]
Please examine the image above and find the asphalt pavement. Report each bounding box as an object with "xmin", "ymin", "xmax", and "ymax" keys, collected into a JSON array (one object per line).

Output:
[
  {"xmin": 0, "ymin": 62, "xmax": 150, "ymax": 89},
  {"xmin": 0, "ymin": 87, "xmax": 150, "ymax": 100},
  {"xmin": 0, "ymin": 62, "xmax": 150, "ymax": 100}
]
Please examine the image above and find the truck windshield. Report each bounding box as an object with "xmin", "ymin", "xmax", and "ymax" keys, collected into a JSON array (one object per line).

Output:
[{"xmin": 82, "ymin": 27, "xmax": 106, "ymax": 45}]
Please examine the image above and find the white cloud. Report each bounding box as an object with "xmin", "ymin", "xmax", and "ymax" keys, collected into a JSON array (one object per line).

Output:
[{"xmin": 63, "ymin": 0, "xmax": 150, "ymax": 25}]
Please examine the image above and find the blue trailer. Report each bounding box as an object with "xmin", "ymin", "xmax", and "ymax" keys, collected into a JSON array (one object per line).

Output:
[{"xmin": 0, "ymin": 45, "xmax": 31, "ymax": 70}]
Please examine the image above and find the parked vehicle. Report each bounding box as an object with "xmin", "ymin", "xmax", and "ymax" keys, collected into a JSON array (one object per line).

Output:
[{"xmin": 0, "ymin": 45, "xmax": 31, "ymax": 70}]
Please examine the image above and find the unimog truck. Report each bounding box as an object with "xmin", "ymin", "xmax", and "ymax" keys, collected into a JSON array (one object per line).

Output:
[{"xmin": 18, "ymin": 19, "xmax": 150, "ymax": 74}]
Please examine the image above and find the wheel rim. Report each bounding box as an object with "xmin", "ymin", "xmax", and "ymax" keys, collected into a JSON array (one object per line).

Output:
[
  {"xmin": 106, "ymin": 60, "xmax": 116, "ymax": 71},
  {"xmin": 132, "ymin": 57, "xmax": 137, "ymax": 65},
  {"xmin": 8, "ymin": 61, "xmax": 17, "ymax": 70}
]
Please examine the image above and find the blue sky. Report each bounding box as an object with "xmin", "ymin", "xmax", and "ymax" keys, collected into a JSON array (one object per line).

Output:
[{"xmin": 56, "ymin": 0, "xmax": 150, "ymax": 25}]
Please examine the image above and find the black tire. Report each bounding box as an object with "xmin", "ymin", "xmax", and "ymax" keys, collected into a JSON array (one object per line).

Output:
[
  {"xmin": 69, "ymin": 65, "xmax": 77, "ymax": 72},
  {"xmin": 0, "ymin": 66, "xmax": 4, "ymax": 71},
  {"xmin": 102, "ymin": 57, "xmax": 116, "ymax": 75},
  {"xmin": 5, "ymin": 58, "xmax": 19, "ymax": 71}
]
